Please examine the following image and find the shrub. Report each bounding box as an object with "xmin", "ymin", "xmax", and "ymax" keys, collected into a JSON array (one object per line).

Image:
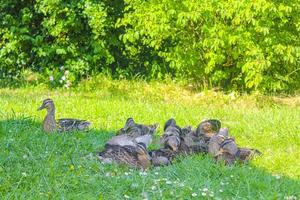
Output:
[
  {"xmin": 119, "ymin": 0, "xmax": 300, "ymax": 92},
  {"xmin": 0, "ymin": 0, "xmax": 124, "ymax": 86},
  {"xmin": 0, "ymin": 0, "xmax": 299, "ymax": 92}
]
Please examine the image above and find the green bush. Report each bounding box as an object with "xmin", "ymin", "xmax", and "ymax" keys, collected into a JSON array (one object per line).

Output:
[
  {"xmin": 0, "ymin": 0, "xmax": 299, "ymax": 92},
  {"xmin": 120, "ymin": 0, "xmax": 300, "ymax": 92},
  {"xmin": 0, "ymin": 0, "xmax": 124, "ymax": 87}
]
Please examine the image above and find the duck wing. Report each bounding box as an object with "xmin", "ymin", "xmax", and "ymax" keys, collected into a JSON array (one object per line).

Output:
[
  {"xmin": 58, "ymin": 118, "xmax": 91, "ymax": 132},
  {"xmin": 105, "ymin": 135, "xmax": 136, "ymax": 147}
]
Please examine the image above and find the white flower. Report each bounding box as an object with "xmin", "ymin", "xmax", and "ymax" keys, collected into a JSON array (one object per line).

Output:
[
  {"xmin": 49, "ymin": 76, "xmax": 54, "ymax": 81},
  {"xmin": 59, "ymin": 65, "xmax": 64, "ymax": 70},
  {"xmin": 230, "ymin": 175, "xmax": 234, "ymax": 178},
  {"xmin": 139, "ymin": 171, "xmax": 147, "ymax": 176},
  {"xmin": 124, "ymin": 172, "xmax": 129, "ymax": 176},
  {"xmin": 219, "ymin": 189, "xmax": 223, "ymax": 193},
  {"xmin": 64, "ymin": 70, "xmax": 69, "ymax": 75},
  {"xmin": 284, "ymin": 195, "xmax": 297, "ymax": 200},
  {"xmin": 154, "ymin": 172, "xmax": 159, "ymax": 175},
  {"xmin": 201, "ymin": 192, "xmax": 207, "ymax": 196},
  {"xmin": 273, "ymin": 174, "xmax": 281, "ymax": 179},
  {"xmin": 209, "ymin": 193, "xmax": 214, "ymax": 197},
  {"xmin": 192, "ymin": 193, "xmax": 197, "ymax": 197},
  {"xmin": 166, "ymin": 180, "xmax": 172, "ymax": 184},
  {"xmin": 229, "ymin": 92, "xmax": 236, "ymax": 100},
  {"xmin": 21, "ymin": 172, "xmax": 27, "ymax": 177},
  {"xmin": 151, "ymin": 186, "xmax": 156, "ymax": 190},
  {"xmin": 124, "ymin": 194, "xmax": 130, "ymax": 199},
  {"xmin": 202, "ymin": 188, "xmax": 208, "ymax": 192},
  {"xmin": 142, "ymin": 192, "xmax": 149, "ymax": 200},
  {"xmin": 61, "ymin": 75, "xmax": 66, "ymax": 81}
]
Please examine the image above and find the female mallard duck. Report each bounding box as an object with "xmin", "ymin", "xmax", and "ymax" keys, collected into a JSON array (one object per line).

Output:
[
  {"xmin": 208, "ymin": 128, "xmax": 261, "ymax": 165},
  {"xmin": 117, "ymin": 118, "xmax": 158, "ymax": 137},
  {"xmin": 195, "ymin": 119, "xmax": 222, "ymax": 142},
  {"xmin": 150, "ymin": 118, "xmax": 184, "ymax": 166},
  {"xmin": 97, "ymin": 136, "xmax": 152, "ymax": 169},
  {"xmin": 37, "ymin": 98, "xmax": 91, "ymax": 133},
  {"xmin": 97, "ymin": 118, "xmax": 157, "ymax": 169}
]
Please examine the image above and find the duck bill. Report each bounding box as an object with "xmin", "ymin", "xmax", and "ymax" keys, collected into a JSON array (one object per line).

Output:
[{"xmin": 37, "ymin": 104, "xmax": 45, "ymax": 111}]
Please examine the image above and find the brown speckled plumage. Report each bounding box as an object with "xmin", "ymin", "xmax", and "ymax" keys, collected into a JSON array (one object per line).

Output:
[
  {"xmin": 97, "ymin": 118, "xmax": 156, "ymax": 169},
  {"xmin": 97, "ymin": 143, "xmax": 151, "ymax": 169},
  {"xmin": 208, "ymin": 128, "xmax": 261, "ymax": 165}
]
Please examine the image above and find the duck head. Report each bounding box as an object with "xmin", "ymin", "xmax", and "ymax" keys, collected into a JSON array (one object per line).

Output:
[
  {"xmin": 161, "ymin": 118, "xmax": 182, "ymax": 151},
  {"xmin": 38, "ymin": 98, "xmax": 55, "ymax": 112},
  {"xmin": 195, "ymin": 119, "xmax": 221, "ymax": 141}
]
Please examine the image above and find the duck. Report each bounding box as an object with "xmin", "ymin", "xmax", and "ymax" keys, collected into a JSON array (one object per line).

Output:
[
  {"xmin": 109, "ymin": 117, "xmax": 158, "ymax": 148},
  {"xmin": 37, "ymin": 98, "xmax": 91, "ymax": 133},
  {"xmin": 208, "ymin": 128, "xmax": 261, "ymax": 165},
  {"xmin": 97, "ymin": 118, "xmax": 157, "ymax": 169},
  {"xmin": 150, "ymin": 118, "xmax": 183, "ymax": 166},
  {"xmin": 117, "ymin": 117, "xmax": 158, "ymax": 138},
  {"xmin": 195, "ymin": 119, "xmax": 222, "ymax": 143},
  {"xmin": 179, "ymin": 126, "xmax": 208, "ymax": 154},
  {"xmin": 149, "ymin": 148, "xmax": 175, "ymax": 166},
  {"xmin": 160, "ymin": 118, "xmax": 182, "ymax": 151},
  {"xmin": 97, "ymin": 135, "xmax": 152, "ymax": 169}
]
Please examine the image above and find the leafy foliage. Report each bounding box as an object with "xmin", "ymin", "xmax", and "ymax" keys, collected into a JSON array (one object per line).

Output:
[
  {"xmin": 0, "ymin": 0, "xmax": 122, "ymax": 87},
  {"xmin": 120, "ymin": 0, "xmax": 300, "ymax": 92},
  {"xmin": 0, "ymin": 0, "xmax": 299, "ymax": 92}
]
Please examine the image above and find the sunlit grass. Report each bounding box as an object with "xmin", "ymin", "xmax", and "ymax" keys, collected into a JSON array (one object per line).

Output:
[{"xmin": 0, "ymin": 79, "xmax": 299, "ymax": 199}]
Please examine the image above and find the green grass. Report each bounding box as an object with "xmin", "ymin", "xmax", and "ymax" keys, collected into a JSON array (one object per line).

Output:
[{"xmin": 0, "ymin": 80, "xmax": 299, "ymax": 199}]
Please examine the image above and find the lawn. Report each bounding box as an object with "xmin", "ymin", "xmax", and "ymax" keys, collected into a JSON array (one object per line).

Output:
[{"xmin": 0, "ymin": 79, "xmax": 299, "ymax": 199}]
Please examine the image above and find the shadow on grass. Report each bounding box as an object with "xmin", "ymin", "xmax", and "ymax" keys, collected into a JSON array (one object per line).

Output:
[{"xmin": 0, "ymin": 117, "xmax": 299, "ymax": 199}]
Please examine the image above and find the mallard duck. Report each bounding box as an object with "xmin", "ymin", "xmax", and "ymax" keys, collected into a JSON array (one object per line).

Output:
[
  {"xmin": 117, "ymin": 117, "xmax": 158, "ymax": 137},
  {"xmin": 97, "ymin": 141, "xmax": 152, "ymax": 169},
  {"xmin": 97, "ymin": 133, "xmax": 153, "ymax": 169},
  {"xmin": 160, "ymin": 118, "xmax": 182, "ymax": 151},
  {"xmin": 105, "ymin": 133, "xmax": 153, "ymax": 148},
  {"xmin": 208, "ymin": 128, "xmax": 261, "ymax": 165},
  {"xmin": 105, "ymin": 117, "xmax": 157, "ymax": 148},
  {"xmin": 149, "ymin": 148, "xmax": 175, "ymax": 166},
  {"xmin": 150, "ymin": 118, "xmax": 184, "ymax": 166},
  {"xmin": 236, "ymin": 147, "xmax": 262, "ymax": 162},
  {"xmin": 179, "ymin": 126, "xmax": 208, "ymax": 154},
  {"xmin": 195, "ymin": 119, "xmax": 222, "ymax": 142},
  {"xmin": 97, "ymin": 118, "xmax": 156, "ymax": 169},
  {"xmin": 37, "ymin": 98, "xmax": 91, "ymax": 133}
]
